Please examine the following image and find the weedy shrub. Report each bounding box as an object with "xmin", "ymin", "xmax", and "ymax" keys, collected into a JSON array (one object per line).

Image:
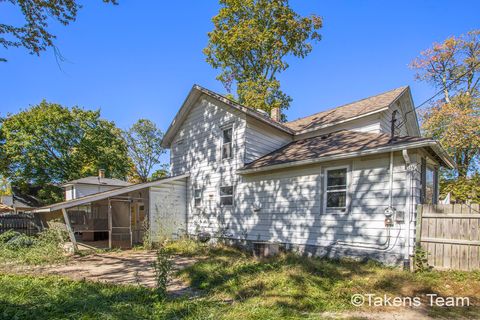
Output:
[
  {"xmin": 0, "ymin": 230, "xmax": 20, "ymax": 243},
  {"xmin": 152, "ymin": 245, "xmax": 172, "ymax": 299},
  {"xmin": 5, "ymin": 234, "xmax": 36, "ymax": 249},
  {"xmin": 0, "ymin": 229, "xmax": 69, "ymax": 266},
  {"xmin": 414, "ymin": 245, "xmax": 432, "ymax": 272}
]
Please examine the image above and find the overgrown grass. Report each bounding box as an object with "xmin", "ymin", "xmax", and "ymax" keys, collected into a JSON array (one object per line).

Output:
[
  {"xmin": 1, "ymin": 238, "xmax": 479, "ymax": 319},
  {"xmin": 0, "ymin": 229, "xmax": 69, "ymax": 266},
  {"xmin": 167, "ymin": 239, "xmax": 480, "ymax": 318}
]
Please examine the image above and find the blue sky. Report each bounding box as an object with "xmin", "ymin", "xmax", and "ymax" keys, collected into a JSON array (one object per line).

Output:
[{"xmin": 0, "ymin": 0, "xmax": 479, "ymax": 165}]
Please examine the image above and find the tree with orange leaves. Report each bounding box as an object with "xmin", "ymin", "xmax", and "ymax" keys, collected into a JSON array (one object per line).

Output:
[{"xmin": 411, "ymin": 30, "xmax": 480, "ymax": 179}]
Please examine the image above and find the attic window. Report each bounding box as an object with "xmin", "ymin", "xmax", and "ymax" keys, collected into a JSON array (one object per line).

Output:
[{"xmin": 222, "ymin": 127, "xmax": 233, "ymax": 160}]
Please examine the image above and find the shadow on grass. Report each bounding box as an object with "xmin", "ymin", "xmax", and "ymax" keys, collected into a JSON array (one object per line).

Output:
[
  {"xmin": 178, "ymin": 248, "xmax": 378, "ymax": 314},
  {"xmin": 177, "ymin": 246, "xmax": 480, "ymax": 318}
]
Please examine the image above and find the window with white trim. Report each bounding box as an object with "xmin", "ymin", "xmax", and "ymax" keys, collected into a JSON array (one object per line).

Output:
[
  {"xmin": 422, "ymin": 161, "xmax": 438, "ymax": 205},
  {"xmin": 220, "ymin": 185, "xmax": 233, "ymax": 206},
  {"xmin": 194, "ymin": 188, "xmax": 202, "ymax": 207},
  {"xmin": 325, "ymin": 167, "xmax": 348, "ymax": 212},
  {"xmin": 222, "ymin": 127, "xmax": 233, "ymax": 160}
]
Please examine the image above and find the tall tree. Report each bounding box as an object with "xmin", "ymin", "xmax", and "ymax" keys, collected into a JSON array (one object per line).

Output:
[
  {"xmin": 411, "ymin": 30, "xmax": 480, "ymax": 178},
  {"xmin": 123, "ymin": 119, "xmax": 165, "ymax": 183},
  {"xmin": 0, "ymin": 0, "xmax": 117, "ymax": 62},
  {"xmin": 0, "ymin": 101, "xmax": 131, "ymax": 204},
  {"xmin": 204, "ymin": 0, "xmax": 322, "ymax": 118}
]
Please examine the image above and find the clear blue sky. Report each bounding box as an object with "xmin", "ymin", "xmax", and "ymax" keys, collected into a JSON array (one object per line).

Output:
[{"xmin": 0, "ymin": 0, "xmax": 478, "ymax": 164}]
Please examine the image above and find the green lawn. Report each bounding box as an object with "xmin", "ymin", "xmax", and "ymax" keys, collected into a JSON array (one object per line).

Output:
[{"xmin": 0, "ymin": 240, "xmax": 479, "ymax": 319}]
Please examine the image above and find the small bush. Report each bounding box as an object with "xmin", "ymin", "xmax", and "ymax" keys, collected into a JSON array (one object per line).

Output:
[
  {"xmin": 0, "ymin": 229, "xmax": 69, "ymax": 266},
  {"xmin": 414, "ymin": 246, "xmax": 432, "ymax": 272},
  {"xmin": 152, "ymin": 246, "xmax": 172, "ymax": 299},
  {"xmin": 164, "ymin": 237, "xmax": 208, "ymax": 256},
  {"xmin": 5, "ymin": 234, "xmax": 36, "ymax": 249},
  {"xmin": 0, "ymin": 230, "xmax": 20, "ymax": 243}
]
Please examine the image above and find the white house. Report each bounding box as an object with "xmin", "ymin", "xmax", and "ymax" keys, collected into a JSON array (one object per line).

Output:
[
  {"xmin": 33, "ymin": 84, "xmax": 453, "ymax": 266},
  {"xmin": 62, "ymin": 169, "xmax": 132, "ymax": 201},
  {"xmin": 159, "ymin": 84, "xmax": 453, "ymax": 266}
]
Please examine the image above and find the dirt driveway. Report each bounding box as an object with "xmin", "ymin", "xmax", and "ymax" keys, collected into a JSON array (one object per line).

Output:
[{"xmin": 20, "ymin": 250, "xmax": 198, "ymax": 295}]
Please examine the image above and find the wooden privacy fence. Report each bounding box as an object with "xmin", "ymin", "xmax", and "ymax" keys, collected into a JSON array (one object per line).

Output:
[
  {"xmin": 417, "ymin": 204, "xmax": 480, "ymax": 271},
  {"xmin": 0, "ymin": 214, "xmax": 41, "ymax": 236}
]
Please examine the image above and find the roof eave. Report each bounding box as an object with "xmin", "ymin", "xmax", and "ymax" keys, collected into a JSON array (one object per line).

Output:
[
  {"xmin": 237, "ymin": 140, "xmax": 451, "ymax": 175},
  {"xmin": 31, "ymin": 174, "xmax": 190, "ymax": 213},
  {"xmin": 161, "ymin": 85, "xmax": 294, "ymax": 148},
  {"xmin": 161, "ymin": 86, "xmax": 202, "ymax": 148}
]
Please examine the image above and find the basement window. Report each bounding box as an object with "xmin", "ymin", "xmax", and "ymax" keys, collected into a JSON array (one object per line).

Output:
[
  {"xmin": 220, "ymin": 185, "xmax": 233, "ymax": 206},
  {"xmin": 325, "ymin": 167, "xmax": 348, "ymax": 212},
  {"xmin": 222, "ymin": 127, "xmax": 233, "ymax": 160},
  {"xmin": 194, "ymin": 188, "xmax": 202, "ymax": 207}
]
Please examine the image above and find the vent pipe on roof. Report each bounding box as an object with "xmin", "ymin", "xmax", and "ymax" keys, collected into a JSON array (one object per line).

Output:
[{"xmin": 98, "ymin": 169, "xmax": 105, "ymax": 179}]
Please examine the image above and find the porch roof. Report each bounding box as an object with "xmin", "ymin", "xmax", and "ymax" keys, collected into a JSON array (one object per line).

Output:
[{"xmin": 31, "ymin": 174, "xmax": 189, "ymax": 213}]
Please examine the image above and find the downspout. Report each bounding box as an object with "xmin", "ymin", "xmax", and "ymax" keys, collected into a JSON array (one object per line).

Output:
[
  {"xmin": 388, "ymin": 151, "xmax": 394, "ymax": 208},
  {"xmin": 402, "ymin": 149, "xmax": 413, "ymax": 269}
]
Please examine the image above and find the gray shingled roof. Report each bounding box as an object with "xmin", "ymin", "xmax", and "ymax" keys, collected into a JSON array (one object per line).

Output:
[
  {"xmin": 284, "ymin": 86, "xmax": 408, "ymax": 132},
  {"xmin": 62, "ymin": 177, "xmax": 132, "ymax": 187},
  {"xmin": 241, "ymin": 130, "xmax": 433, "ymax": 171}
]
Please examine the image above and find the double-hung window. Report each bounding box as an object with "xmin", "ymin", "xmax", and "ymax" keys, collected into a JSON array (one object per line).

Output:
[
  {"xmin": 222, "ymin": 127, "xmax": 233, "ymax": 160},
  {"xmin": 194, "ymin": 188, "xmax": 202, "ymax": 207},
  {"xmin": 325, "ymin": 167, "xmax": 348, "ymax": 212},
  {"xmin": 220, "ymin": 185, "xmax": 233, "ymax": 206}
]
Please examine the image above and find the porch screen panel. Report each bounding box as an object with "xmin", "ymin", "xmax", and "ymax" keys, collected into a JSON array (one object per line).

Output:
[
  {"xmin": 110, "ymin": 201, "xmax": 132, "ymax": 248},
  {"xmin": 67, "ymin": 205, "xmax": 108, "ymax": 233}
]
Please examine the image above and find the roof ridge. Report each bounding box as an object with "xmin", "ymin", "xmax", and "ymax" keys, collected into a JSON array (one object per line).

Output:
[
  {"xmin": 192, "ymin": 84, "xmax": 295, "ymax": 132},
  {"xmin": 286, "ymin": 86, "xmax": 408, "ymax": 125}
]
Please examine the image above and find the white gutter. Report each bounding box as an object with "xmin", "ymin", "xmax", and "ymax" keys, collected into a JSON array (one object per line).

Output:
[
  {"xmin": 388, "ymin": 151, "xmax": 394, "ymax": 208},
  {"xmin": 402, "ymin": 149, "xmax": 413, "ymax": 267},
  {"xmin": 238, "ymin": 140, "xmax": 454, "ymax": 175}
]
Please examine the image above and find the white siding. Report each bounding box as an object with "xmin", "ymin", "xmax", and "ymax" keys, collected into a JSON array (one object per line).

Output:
[
  {"xmin": 244, "ymin": 116, "xmax": 292, "ymax": 163},
  {"xmin": 379, "ymin": 96, "xmax": 409, "ymax": 137},
  {"xmin": 189, "ymin": 151, "xmax": 421, "ymax": 264},
  {"xmin": 168, "ymin": 95, "xmax": 247, "ymax": 237},
  {"xmin": 69, "ymin": 184, "xmax": 121, "ymax": 200},
  {"xmin": 149, "ymin": 179, "xmax": 187, "ymax": 240},
  {"xmin": 294, "ymin": 113, "xmax": 383, "ymax": 140},
  {"xmin": 167, "ymin": 94, "xmax": 422, "ymax": 264}
]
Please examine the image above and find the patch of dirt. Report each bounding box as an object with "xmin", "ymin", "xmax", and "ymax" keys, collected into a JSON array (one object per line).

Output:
[
  {"xmin": 9, "ymin": 250, "xmax": 199, "ymax": 296},
  {"xmin": 320, "ymin": 309, "xmax": 432, "ymax": 320}
]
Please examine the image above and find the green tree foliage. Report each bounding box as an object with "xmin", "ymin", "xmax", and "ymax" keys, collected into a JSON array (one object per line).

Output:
[
  {"xmin": 0, "ymin": 176, "xmax": 11, "ymax": 196},
  {"xmin": 0, "ymin": 101, "xmax": 131, "ymax": 204},
  {"xmin": 204, "ymin": 0, "xmax": 322, "ymax": 118},
  {"xmin": 149, "ymin": 164, "xmax": 170, "ymax": 181},
  {"xmin": 0, "ymin": 0, "xmax": 117, "ymax": 62},
  {"xmin": 411, "ymin": 30, "xmax": 480, "ymax": 179},
  {"xmin": 440, "ymin": 174, "xmax": 480, "ymax": 204},
  {"xmin": 123, "ymin": 119, "xmax": 165, "ymax": 183}
]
